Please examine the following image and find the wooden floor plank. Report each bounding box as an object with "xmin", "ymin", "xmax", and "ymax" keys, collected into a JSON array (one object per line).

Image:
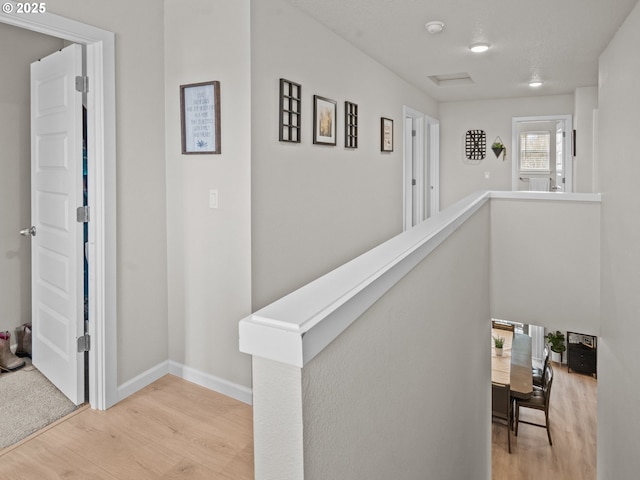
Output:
[
  {"xmin": 0, "ymin": 374, "xmax": 254, "ymax": 480},
  {"xmin": 0, "ymin": 365, "xmax": 594, "ymax": 479},
  {"xmin": 492, "ymin": 362, "xmax": 597, "ymax": 480}
]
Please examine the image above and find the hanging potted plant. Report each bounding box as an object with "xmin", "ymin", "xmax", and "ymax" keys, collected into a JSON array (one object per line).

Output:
[
  {"xmin": 546, "ymin": 330, "xmax": 566, "ymax": 363},
  {"xmin": 491, "ymin": 140, "xmax": 506, "ymax": 159},
  {"xmin": 493, "ymin": 335, "xmax": 505, "ymax": 356}
]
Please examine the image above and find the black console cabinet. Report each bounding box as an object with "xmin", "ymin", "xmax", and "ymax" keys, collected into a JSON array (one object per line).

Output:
[{"xmin": 567, "ymin": 331, "xmax": 597, "ymax": 378}]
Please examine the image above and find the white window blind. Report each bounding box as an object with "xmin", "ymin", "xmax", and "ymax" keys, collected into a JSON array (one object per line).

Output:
[{"xmin": 519, "ymin": 131, "xmax": 550, "ymax": 171}]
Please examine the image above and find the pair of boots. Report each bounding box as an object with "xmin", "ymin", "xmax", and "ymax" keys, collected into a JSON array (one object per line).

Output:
[{"xmin": 0, "ymin": 323, "xmax": 31, "ymax": 372}]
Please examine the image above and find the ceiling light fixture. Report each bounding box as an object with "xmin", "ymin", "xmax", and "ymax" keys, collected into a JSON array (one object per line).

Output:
[
  {"xmin": 469, "ymin": 43, "xmax": 490, "ymax": 53},
  {"xmin": 425, "ymin": 21, "xmax": 445, "ymax": 34},
  {"xmin": 529, "ymin": 80, "xmax": 543, "ymax": 87}
]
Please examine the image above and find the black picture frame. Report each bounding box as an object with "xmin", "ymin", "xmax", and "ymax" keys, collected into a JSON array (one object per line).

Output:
[
  {"xmin": 345, "ymin": 101, "xmax": 358, "ymax": 149},
  {"xmin": 313, "ymin": 95, "xmax": 337, "ymax": 146},
  {"xmin": 381, "ymin": 117, "xmax": 393, "ymax": 152},
  {"xmin": 180, "ymin": 81, "xmax": 221, "ymax": 154},
  {"xmin": 279, "ymin": 78, "xmax": 302, "ymax": 143}
]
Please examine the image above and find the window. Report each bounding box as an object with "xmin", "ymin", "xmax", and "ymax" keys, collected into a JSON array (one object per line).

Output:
[{"xmin": 519, "ymin": 131, "xmax": 550, "ymax": 171}]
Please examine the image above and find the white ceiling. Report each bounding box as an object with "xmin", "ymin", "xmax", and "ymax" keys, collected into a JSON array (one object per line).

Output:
[{"xmin": 284, "ymin": 0, "xmax": 639, "ymax": 102}]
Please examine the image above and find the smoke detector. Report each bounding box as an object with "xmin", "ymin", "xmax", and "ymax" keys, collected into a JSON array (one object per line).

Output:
[{"xmin": 425, "ymin": 21, "xmax": 445, "ymax": 34}]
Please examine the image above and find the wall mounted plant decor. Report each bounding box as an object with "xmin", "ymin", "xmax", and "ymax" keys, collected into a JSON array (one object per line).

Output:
[
  {"xmin": 492, "ymin": 136, "xmax": 506, "ymax": 160},
  {"xmin": 381, "ymin": 117, "xmax": 393, "ymax": 152},
  {"xmin": 344, "ymin": 101, "xmax": 358, "ymax": 149},
  {"xmin": 279, "ymin": 78, "xmax": 302, "ymax": 143},
  {"xmin": 180, "ymin": 81, "xmax": 221, "ymax": 154},
  {"xmin": 465, "ymin": 129, "xmax": 486, "ymax": 160},
  {"xmin": 313, "ymin": 95, "xmax": 337, "ymax": 146}
]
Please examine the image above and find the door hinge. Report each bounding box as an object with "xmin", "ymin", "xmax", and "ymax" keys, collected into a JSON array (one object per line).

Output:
[
  {"xmin": 76, "ymin": 206, "xmax": 90, "ymax": 223},
  {"xmin": 75, "ymin": 75, "xmax": 89, "ymax": 93},
  {"xmin": 562, "ymin": 177, "xmax": 566, "ymax": 184},
  {"xmin": 77, "ymin": 333, "xmax": 91, "ymax": 353},
  {"xmin": 412, "ymin": 179, "xmax": 417, "ymax": 186},
  {"xmin": 412, "ymin": 130, "xmax": 416, "ymax": 137}
]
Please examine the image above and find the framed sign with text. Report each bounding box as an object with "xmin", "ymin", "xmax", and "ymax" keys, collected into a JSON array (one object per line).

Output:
[{"xmin": 180, "ymin": 81, "xmax": 221, "ymax": 154}]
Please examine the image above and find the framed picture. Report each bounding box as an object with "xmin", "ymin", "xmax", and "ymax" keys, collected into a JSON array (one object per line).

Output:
[
  {"xmin": 583, "ymin": 336, "xmax": 594, "ymax": 348},
  {"xmin": 313, "ymin": 95, "xmax": 337, "ymax": 145},
  {"xmin": 344, "ymin": 101, "xmax": 358, "ymax": 149},
  {"xmin": 180, "ymin": 81, "xmax": 221, "ymax": 154},
  {"xmin": 279, "ymin": 78, "xmax": 302, "ymax": 143},
  {"xmin": 381, "ymin": 117, "xmax": 393, "ymax": 152}
]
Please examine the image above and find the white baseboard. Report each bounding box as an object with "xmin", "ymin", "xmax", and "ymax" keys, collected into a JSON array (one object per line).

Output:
[
  {"xmin": 169, "ymin": 361, "xmax": 253, "ymax": 405},
  {"xmin": 117, "ymin": 360, "xmax": 170, "ymax": 403},
  {"xmin": 116, "ymin": 360, "xmax": 253, "ymax": 406}
]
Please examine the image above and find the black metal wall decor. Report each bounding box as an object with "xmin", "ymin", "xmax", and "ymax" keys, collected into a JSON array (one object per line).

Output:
[
  {"xmin": 279, "ymin": 78, "xmax": 301, "ymax": 143},
  {"xmin": 465, "ymin": 129, "xmax": 486, "ymax": 160},
  {"xmin": 344, "ymin": 101, "xmax": 358, "ymax": 149}
]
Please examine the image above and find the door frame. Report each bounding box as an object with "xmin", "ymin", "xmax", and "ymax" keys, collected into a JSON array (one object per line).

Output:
[
  {"xmin": 403, "ymin": 106, "xmax": 440, "ymax": 230},
  {"xmin": 511, "ymin": 115, "xmax": 573, "ymax": 192},
  {"xmin": 1, "ymin": 4, "xmax": 117, "ymax": 410}
]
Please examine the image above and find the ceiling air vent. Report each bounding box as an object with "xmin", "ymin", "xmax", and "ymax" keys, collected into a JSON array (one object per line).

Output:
[{"xmin": 428, "ymin": 72, "xmax": 474, "ymax": 87}]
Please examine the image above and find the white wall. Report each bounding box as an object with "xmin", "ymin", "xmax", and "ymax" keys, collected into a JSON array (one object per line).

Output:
[
  {"xmin": 250, "ymin": 0, "xmax": 438, "ymax": 309},
  {"xmin": 0, "ymin": 24, "xmax": 62, "ymax": 338},
  {"xmin": 490, "ymin": 197, "xmax": 600, "ymax": 334},
  {"xmin": 439, "ymin": 95, "xmax": 574, "ymax": 208},
  {"xmin": 48, "ymin": 0, "xmax": 169, "ymax": 385},
  {"xmin": 597, "ymin": 2, "xmax": 640, "ymax": 477},
  {"xmin": 164, "ymin": 0, "xmax": 252, "ymax": 390}
]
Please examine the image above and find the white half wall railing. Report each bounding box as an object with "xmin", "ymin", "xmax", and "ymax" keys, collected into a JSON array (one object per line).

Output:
[
  {"xmin": 240, "ymin": 191, "xmax": 489, "ymax": 368},
  {"xmin": 240, "ymin": 190, "xmax": 601, "ymax": 370},
  {"xmin": 240, "ymin": 190, "xmax": 601, "ymax": 480}
]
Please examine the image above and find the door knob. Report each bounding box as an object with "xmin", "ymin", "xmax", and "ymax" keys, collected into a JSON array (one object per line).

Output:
[{"xmin": 20, "ymin": 226, "xmax": 36, "ymax": 237}]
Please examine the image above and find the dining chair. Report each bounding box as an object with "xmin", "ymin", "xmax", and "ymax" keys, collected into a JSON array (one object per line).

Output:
[
  {"xmin": 515, "ymin": 365, "xmax": 554, "ymax": 446},
  {"xmin": 492, "ymin": 382, "xmax": 512, "ymax": 453},
  {"xmin": 532, "ymin": 346, "xmax": 549, "ymax": 387},
  {"xmin": 492, "ymin": 321, "xmax": 515, "ymax": 332}
]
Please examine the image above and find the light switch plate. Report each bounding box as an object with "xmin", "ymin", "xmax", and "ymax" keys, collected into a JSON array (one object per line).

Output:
[{"xmin": 209, "ymin": 189, "xmax": 219, "ymax": 209}]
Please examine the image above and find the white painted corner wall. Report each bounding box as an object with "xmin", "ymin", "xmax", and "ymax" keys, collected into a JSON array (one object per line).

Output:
[
  {"xmin": 597, "ymin": 1, "xmax": 640, "ymax": 477},
  {"xmin": 164, "ymin": 0, "xmax": 253, "ymax": 389}
]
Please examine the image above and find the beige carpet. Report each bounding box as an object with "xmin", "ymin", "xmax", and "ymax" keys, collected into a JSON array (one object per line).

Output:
[{"xmin": 0, "ymin": 359, "xmax": 77, "ymax": 450}]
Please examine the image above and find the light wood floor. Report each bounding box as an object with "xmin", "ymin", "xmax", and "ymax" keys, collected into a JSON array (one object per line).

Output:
[
  {"xmin": 0, "ymin": 365, "xmax": 595, "ymax": 479},
  {"xmin": 0, "ymin": 375, "xmax": 253, "ymax": 479},
  {"xmin": 492, "ymin": 362, "xmax": 597, "ymax": 480}
]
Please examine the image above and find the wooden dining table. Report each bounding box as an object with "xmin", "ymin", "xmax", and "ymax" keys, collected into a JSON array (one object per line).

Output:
[{"xmin": 491, "ymin": 328, "xmax": 533, "ymax": 399}]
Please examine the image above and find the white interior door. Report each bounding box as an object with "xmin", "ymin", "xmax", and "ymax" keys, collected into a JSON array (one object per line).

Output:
[
  {"xmin": 554, "ymin": 121, "xmax": 565, "ymax": 192},
  {"xmin": 403, "ymin": 106, "xmax": 437, "ymax": 230},
  {"xmin": 30, "ymin": 44, "xmax": 84, "ymax": 405},
  {"xmin": 404, "ymin": 116, "xmax": 417, "ymax": 227}
]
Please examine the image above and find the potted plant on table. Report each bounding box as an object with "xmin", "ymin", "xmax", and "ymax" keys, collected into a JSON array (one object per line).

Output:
[
  {"xmin": 546, "ymin": 330, "xmax": 566, "ymax": 363},
  {"xmin": 493, "ymin": 335, "xmax": 505, "ymax": 356}
]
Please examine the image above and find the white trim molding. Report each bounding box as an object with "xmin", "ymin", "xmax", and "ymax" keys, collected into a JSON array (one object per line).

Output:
[
  {"xmin": 169, "ymin": 362, "xmax": 253, "ymax": 405},
  {"xmin": 117, "ymin": 361, "xmax": 253, "ymax": 406}
]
